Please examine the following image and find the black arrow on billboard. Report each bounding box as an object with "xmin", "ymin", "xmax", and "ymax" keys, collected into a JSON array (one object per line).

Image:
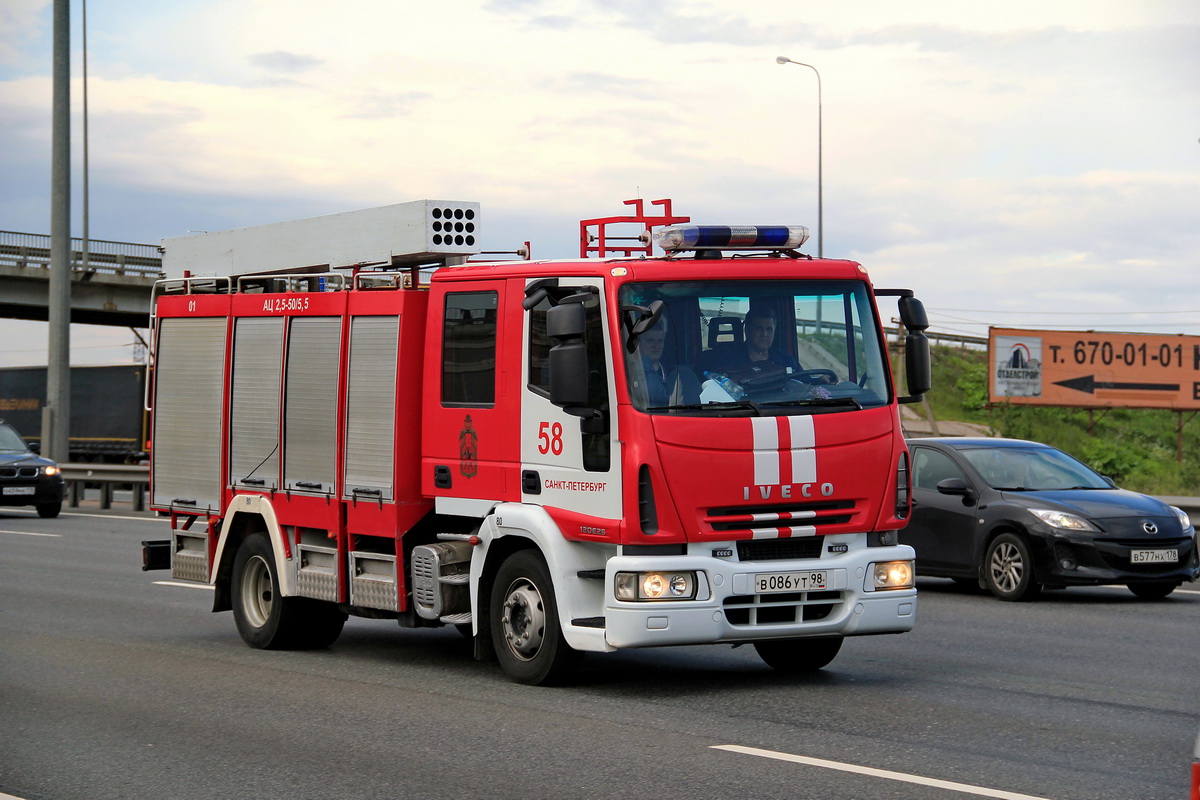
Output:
[{"xmin": 1054, "ymin": 375, "xmax": 1180, "ymax": 394}]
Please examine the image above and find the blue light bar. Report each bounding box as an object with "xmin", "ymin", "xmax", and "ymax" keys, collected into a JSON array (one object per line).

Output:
[{"xmin": 654, "ymin": 224, "xmax": 810, "ymax": 252}]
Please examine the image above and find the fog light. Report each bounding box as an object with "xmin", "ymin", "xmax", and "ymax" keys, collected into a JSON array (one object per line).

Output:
[
  {"xmin": 869, "ymin": 560, "xmax": 914, "ymax": 591},
  {"xmin": 1059, "ymin": 558, "xmax": 1077, "ymax": 570},
  {"xmin": 615, "ymin": 571, "xmax": 698, "ymax": 601}
]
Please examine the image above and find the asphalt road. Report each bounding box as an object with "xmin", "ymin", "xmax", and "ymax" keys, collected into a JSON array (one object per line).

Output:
[{"xmin": 1, "ymin": 506, "xmax": 1197, "ymax": 800}]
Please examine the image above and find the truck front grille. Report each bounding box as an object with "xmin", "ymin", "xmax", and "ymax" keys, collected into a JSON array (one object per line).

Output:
[
  {"xmin": 736, "ymin": 538, "xmax": 823, "ymax": 562},
  {"xmin": 723, "ymin": 591, "xmax": 843, "ymax": 626},
  {"xmin": 705, "ymin": 499, "xmax": 855, "ymax": 538}
]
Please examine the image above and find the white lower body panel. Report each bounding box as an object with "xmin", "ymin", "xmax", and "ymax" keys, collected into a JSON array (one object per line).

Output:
[{"xmin": 602, "ymin": 547, "xmax": 916, "ymax": 649}]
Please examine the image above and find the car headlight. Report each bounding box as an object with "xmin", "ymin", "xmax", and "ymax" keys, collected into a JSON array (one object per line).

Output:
[
  {"xmin": 1170, "ymin": 506, "xmax": 1194, "ymax": 534},
  {"xmin": 868, "ymin": 560, "xmax": 914, "ymax": 591},
  {"xmin": 42, "ymin": 465, "xmax": 61, "ymax": 477},
  {"xmin": 615, "ymin": 571, "xmax": 698, "ymax": 601},
  {"xmin": 1028, "ymin": 508, "xmax": 1098, "ymax": 532}
]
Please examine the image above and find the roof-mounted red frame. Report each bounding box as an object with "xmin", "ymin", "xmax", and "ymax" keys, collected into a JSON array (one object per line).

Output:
[{"xmin": 578, "ymin": 199, "xmax": 690, "ymax": 258}]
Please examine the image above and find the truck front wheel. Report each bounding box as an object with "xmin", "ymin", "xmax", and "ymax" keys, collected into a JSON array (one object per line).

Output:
[
  {"xmin": 231, "ymin": 532, "xmax": 345, "ymax": 650},
  {"xmin": 489, "ymin": 550, "xmax": 580, "ymax": 685},
  {"xmin": 754, "ymin": 637, "xmax": 843, "ymax": 673}
]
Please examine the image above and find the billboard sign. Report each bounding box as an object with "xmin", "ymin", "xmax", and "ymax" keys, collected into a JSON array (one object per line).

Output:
[{"xmin": 988, "ymin": 328, "xmax": 1200, "ymax": 410}]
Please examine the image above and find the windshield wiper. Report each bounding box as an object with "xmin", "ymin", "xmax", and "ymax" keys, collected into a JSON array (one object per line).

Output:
[
  {"xmin": 762, "ymin": 397, "xmax": 864, "ymax": 411},
  {"xmin": 647, "ymin": 400, "xmax": 764, "ymax": 415}
]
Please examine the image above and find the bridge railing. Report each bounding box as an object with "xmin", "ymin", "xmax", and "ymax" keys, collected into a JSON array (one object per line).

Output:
[{"xmin": 0, "ymin": 231, "xmax": 162, "ymax": 280}]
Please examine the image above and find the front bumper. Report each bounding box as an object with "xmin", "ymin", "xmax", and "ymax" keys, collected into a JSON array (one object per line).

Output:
[
  {"xmin": 1030, "ymin": 528, "xmax": 1200, "ymax": 586},
  {"xmin": 602, "ymin": 542, "xmax": 917, "ymax": 649},
  {"xmin": 0, "ymin": 479, "xmax": 64, "ymax": 507}
]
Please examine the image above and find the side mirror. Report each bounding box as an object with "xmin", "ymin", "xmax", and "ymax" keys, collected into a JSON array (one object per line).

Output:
[
  {"xmin": 896, "ymin": 296, "xmax": 931, "ymax": 403},
  {"xmin": 898, "ymin": 296, "xmax": 928, "ymax": 332},
  {"xmin": 936, "ymin": 477, "xmax": 969, "ymax": 495},
  {"xmin": 905, "ymin": 329, "xmax": 932, "ymax": 398},
  {"xmin": 547, "ymin": 302, "xmax": 589, "ymax": 408},
  {"xmin": 936, "ymin": 477, "xmax": 976, "ymax": 502}
]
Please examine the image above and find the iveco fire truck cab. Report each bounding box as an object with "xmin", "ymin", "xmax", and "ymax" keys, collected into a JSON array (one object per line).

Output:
[{"xmin": 143, "ymin": 200, "xmax": 931, "ymax": 685}]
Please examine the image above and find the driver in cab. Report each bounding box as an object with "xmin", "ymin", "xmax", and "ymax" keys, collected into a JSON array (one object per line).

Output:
[{"xmin": 705, "ymin": 306, "xmax": 801, "ymax": 374}]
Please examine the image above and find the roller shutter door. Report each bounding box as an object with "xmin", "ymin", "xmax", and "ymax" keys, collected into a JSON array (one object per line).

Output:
[
  {"xmin": 152, "ymin": 317, "xmax": 227, "ymax": 511},
  {"xmin": 343, "ymin": 316, "xmax": 398, "ymax": 501}
]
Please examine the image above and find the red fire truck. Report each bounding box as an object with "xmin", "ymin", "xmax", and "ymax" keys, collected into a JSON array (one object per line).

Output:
[{"xmin": 142, "ymin": 199, "xmax": 931, "ymax": 685}]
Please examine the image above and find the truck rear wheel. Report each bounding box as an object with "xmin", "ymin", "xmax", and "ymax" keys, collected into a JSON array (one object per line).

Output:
[
  {"xmin": 754, "ymin": 637, "xmax": 843, "ymax": 673},
  {"xmin": 489, "ymin": 550, "xmax": 580, "ymax": 685},
  {"xmin": 232, "ymin": 532, "xmax": 345, "ymax": 650}
]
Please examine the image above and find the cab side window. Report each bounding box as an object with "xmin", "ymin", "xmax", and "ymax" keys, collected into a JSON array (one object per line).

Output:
[
  {"xmin": 912, "ymin": 448, "xmax": 964, "ymax": 491},
  {"xmin": 442, "ymin": 291, "xmax": 498, "ymax": 406}
]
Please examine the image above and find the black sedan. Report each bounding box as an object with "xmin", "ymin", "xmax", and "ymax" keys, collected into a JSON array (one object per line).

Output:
[
  {"xmin": 901, "ymin": 437, "xmax": 1198, "ymax": 600},
  {"xmin": 0, "ymin": 418, "xmax": 64, "ymax": 518}
]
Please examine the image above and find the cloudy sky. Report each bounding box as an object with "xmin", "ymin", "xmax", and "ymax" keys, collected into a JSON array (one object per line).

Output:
[{"xmin": 2, "ymin": 0, "xmax": 1198, "ymax": 367}]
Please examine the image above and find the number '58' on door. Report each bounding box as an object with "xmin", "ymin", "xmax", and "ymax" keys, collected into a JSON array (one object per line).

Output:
[{"xmin": 537, "ymin": 422, "xmax": 564, "ymax": 455}]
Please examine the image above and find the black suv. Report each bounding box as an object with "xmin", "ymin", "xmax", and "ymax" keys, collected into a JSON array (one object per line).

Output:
[{"xmin": 0, "ymin": 419, "xmax": 65, "ymax": 518}]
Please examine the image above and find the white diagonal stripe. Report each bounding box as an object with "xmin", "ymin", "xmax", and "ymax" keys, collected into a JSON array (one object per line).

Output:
[
  {"xmin": 789, "ymin": 415, "xmax": 817, "ymax": 483},
  {"xmin": 751, "ymin": 417, "xmax": 779, "ymax": 486}
]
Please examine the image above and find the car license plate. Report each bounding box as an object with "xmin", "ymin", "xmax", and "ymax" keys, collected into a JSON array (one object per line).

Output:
[
  {"xmin": 2, "ymin": 486, "xmax": 35, "ymax": 496},
  {"xmin": 755, "ymin": 570, "xmax": 827, "ymax": 593},
  {"xmin": 1130, "ymin": 549, "xmax": 1178, "ymax": 564}
]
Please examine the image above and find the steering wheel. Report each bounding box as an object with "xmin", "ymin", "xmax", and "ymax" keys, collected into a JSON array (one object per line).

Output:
[{"xmin": 794, "ymin": 369, "xmax": 839, "ymax": 385}]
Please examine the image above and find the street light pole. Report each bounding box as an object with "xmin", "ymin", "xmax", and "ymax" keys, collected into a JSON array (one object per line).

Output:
[{"xmin": 776, "ymin": 56, "xmax": 822, "ymax": 258}]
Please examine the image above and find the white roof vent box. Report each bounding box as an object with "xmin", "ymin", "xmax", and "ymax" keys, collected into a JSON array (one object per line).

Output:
[{"xmin": 161, "ymin": 199, "xmax": 481, "ymax": 278}]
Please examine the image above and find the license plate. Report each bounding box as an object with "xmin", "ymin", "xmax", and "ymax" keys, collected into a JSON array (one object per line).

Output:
[
  {"xmin": 1130, "ymin": 549, "xmax": 1178, "ymax": 564},
  {"xmin": 755, "ymin": 570, "xmax": 827, "ymax": 593},
  {"xmin": 2, "ymin": 486, "xmax": 35, "ymax": 496}
]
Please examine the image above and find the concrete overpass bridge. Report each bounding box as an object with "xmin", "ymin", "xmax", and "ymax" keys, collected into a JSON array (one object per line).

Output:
[{"xmin": 0, "ymin": 231, "xmax": 160, "ymax": 328}]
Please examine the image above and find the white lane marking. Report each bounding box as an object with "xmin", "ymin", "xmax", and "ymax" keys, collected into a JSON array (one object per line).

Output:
[
  {"xmin": 2, "ymin": 509, "xmax": 164, "ymax": 523},
  {"xmin": 0, "ymin": 529, "xmax": 62, "ymax": 537},
  {"xmin": 153, "ymin": 581, "xmax": 214, "ymax": 591},
  {"xmin": 711, "ymin": 744, "xmax": 1055, "ymax": 800}
]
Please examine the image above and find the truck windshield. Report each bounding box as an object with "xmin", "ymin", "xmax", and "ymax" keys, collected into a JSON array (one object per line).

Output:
[{"xmin": 620, "ymin": 279, "xmax": 890, "ymax": 415}]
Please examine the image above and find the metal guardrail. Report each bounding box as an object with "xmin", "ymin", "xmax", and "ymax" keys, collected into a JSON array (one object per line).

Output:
[
  {"xmin": 0, "ymin": 231, "xmax": 162, "ymax": 279},
  {"xmin": 61, "ymin": 463, "xmax": 149, "ymax": 512},
  {"xmin": 58, "ymin": 461, "xmax": 1200, "ymax": 526}
]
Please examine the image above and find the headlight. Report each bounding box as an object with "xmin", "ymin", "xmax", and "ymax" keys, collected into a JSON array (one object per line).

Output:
[
  {"xmin": 1028, "ymin": 508, "xmax": 1098, "ymax": 532},
  {"xmin": 1170, "ymin": 506, "xmax": 1194, "ymax": 533},
  {"xmin": 615, "ymin": 571, "xmax": 698, "ymax": 601},
  {"xmin": 868, "ymin": 560, "xmax": 914, "ymax": 591},
  {"xmin": 42, "ymin": 465, "xmax": 61, "ymax": 477}
]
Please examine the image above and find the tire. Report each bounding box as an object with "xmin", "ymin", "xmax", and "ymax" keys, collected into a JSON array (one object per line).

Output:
[
  {"xmin": 231, "ymin": 533, "xmax": 346, "ymax": 650},
  {"xmin": 984, "ymin": 533, "xmax": 1041, "ymax": 601},
  {"xmin": 754, "ymin": 637, "xmax": 843, "ymax": 673},
  {"xmin": 489, "ymin": 550, "xmax": 580, "ymax": 685},
  {"xmin": 1127, "ymin": 580, "xmax": 1178, "ymax": 600},
  {"xmin": 36, "ymin": 501, "xmax": 62, "ymax": 519}
]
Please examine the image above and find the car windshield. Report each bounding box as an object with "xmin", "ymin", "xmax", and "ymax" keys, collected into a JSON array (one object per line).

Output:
[
  {"xmin": 958, "ymin": 446, "xmax": 1110, "ymax": 491},
  {"xmin": 0, "ymin": 424, "xmax": 30, "ymax": 453},
  {"xmin": 619, "ymin": 279, "xmax": 890, "ymax": 416}
]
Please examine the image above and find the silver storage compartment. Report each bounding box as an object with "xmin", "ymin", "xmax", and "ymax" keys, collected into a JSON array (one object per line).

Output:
[
  {"xmin": 171, "ymin": 530, "xmax": 209, "ymax": 583},
  {"xmin": 296, "ymin": 544, "xmax": 338, "ymax": 602},
  {"xmin": 411, "ymin": 541, "xmax": 472, "ymax": 621},
  {"xmin": 350, "ymin": 551, "xmax": 398, "ymax": 612}
]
